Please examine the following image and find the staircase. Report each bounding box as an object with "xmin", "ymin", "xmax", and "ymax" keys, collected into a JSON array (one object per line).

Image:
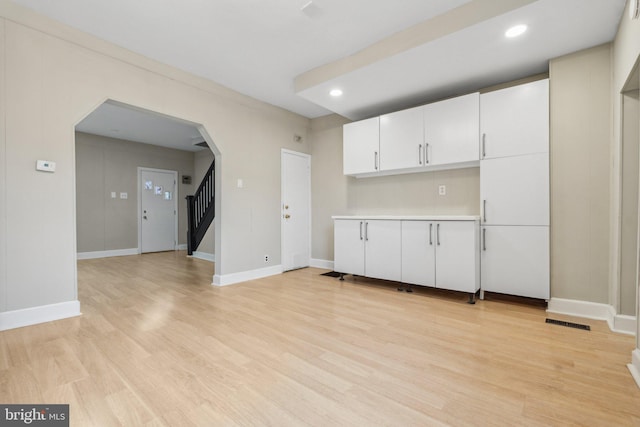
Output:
[{"xmin": 186, "ymin": 158, "xmax": 215, "ymax": 255}]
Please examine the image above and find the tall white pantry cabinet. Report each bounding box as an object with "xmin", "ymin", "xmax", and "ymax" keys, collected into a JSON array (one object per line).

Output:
[{"xmin": 480, "ymin": 79, "xmax": 550, "ymax": 300}]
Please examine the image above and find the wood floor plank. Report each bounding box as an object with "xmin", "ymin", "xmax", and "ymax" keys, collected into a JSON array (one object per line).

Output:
[{"xmin": 1, "ymin": 251, "xmax": 638, "ymax": 425}]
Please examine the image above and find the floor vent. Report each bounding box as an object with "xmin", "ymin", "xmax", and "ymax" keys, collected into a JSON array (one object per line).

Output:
[{"xmin": 545, "ymin": 318, "xmax": 591, "ymax": 331}]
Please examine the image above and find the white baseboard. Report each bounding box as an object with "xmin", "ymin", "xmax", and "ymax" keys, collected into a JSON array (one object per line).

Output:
[
  {"xmin": 0, "ymin": 300, "xmax": 81, "ymax": 331},
  {"xmin": 628, "ymin": 349, "xmax": 640, "ymax": 389},
  {"xmin": 547, "ymin": 298, "xmax": 636, "ymax": 335},
  {"xmin": 77, "ymin": 248, "xmax": 138, "ymax": 260},
  {"xmin": 176, "ymin": 244, "xmax": 188, "ymax": 250},
  {"xmin": 612, "ymin": 313, "xmax": 637, "ymax": 336},
  {"xmin": 213, "ymin": 265, "xmax": 283, "ymax": 286},
  {"xmin": 310, "ymin": 258, "xmax": 334, "ymax": 270},
  {"xmin": 192, "ymin": 251, "xmax": 215, "ymax": 262}
]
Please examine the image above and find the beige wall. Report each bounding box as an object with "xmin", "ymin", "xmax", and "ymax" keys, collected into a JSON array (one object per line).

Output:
[
  {"xmin": 193, "ymin": 149, "xmax": 216, "ymax": 256},
  {"xmin": 611, "ymin": 2, "xmax": 640, "ymax": 346},
  {"xmin": 75, "ymin": 132, "xmax": 196, "ymax": 252},
  {"xmin": 549, "ymin": 44, "xmax": 612, "ymax": 304},
  {"xmin": 310, "ymin": 115, "xmax": 480, "ymax": 261},
  {"xmin": 0, "ymin": 2, "xmax": 310, "ymax": 314},
  {"xmin": 620, "ymin": 90, "xmax": 639, "ymax": 316}
]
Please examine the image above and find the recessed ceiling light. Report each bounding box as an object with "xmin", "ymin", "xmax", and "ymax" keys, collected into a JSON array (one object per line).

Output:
[
  {"xmin": 329, "ymin": 89, "xmax": 343, "ymax": 97},
  {"xmin": 505, "ymin": 24, "xmax": 527, "ymax": 38}
]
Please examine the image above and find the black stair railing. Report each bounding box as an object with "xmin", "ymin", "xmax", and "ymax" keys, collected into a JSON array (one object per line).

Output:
[{"xmin": 186, "ymin": 159, "xmax": 215, "ymax": 255}]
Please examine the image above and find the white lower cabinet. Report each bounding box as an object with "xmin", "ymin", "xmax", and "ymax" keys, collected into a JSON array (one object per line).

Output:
[
  {"xmin": 401, "ymin": 221, "xmax": 479, "ymax": 294},
  {"xmin": 334, "ymin": 219, "xmax": 365, "ymax": 276},
  {"xmin": 333, "ymin": 219, "xmax": 401, "ymax": 282},
  {"xmin": 401, "ymin": 221, "xmax": 436, "ymax": 286},
  {"xmin": 334, "ymin": 217, "xmax": 479, "ymax": 299},
  {"xmin": 481, "ymin": 225, "xmax": 549, "ymax": 300}
]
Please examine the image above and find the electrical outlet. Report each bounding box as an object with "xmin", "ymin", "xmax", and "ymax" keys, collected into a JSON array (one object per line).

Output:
[
  {"xmin": 439, "ymin": 185, "xmax": 446, "ymax": 196},
  {"xmin": 264, "ymin": 255, "xmax": 269, "ymax": 263}
]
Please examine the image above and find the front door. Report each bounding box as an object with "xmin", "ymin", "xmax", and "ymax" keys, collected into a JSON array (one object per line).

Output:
[
  {"xmin": 139, "ymin": 168, "xmax": 177, "ymax": 253},
  {"xmin": 281, "ymin": 150, "xmax": 310, "ymax": 271}
]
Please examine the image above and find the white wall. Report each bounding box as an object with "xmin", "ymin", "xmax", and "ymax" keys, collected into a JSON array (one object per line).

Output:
[{"xmin": 0, "ymin": 2, "xmax": 310, "ymax": 325}]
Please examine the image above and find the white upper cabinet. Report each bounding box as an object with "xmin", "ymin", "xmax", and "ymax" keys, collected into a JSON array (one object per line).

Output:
[
  {"xmin": 343, "ymin": 117, "xmax": 380, "ymax": 175},
  {"xmin": 480, "ymin": 79, "xmax": 549, "ymax": 159},
  {"xmin": 379, "ymin": 106, "xmax": 424, "ymax": 171},
  {"xmin": 480, "ymin": 152, "xmax": 549, "ymax": 226},
  {"xmin": 425, "ymin": 92, "xmax": 480, "ymax": 166}
]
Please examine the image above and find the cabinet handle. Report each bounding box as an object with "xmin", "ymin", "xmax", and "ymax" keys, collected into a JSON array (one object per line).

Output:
[
  {"xmin": 365, "ymin": 222, "xmax": 369, "ymax": 241},
  {"xmin": 374, "ymin": 152, "xmax": 378, "ymax": 170},
  {"xmin": 483, "ymin": 199, "xmax": 487, "ymax": 223},
  {"xmin": 429, "ymin": 223, "xmax": 433, "ymax": 245},
  {"xmin": 436, "ymin": 223, "xmax": 440, "ymax": 246},
  {"xmin": 418, "ymin": 144, "xmax": 423, "ymax": 165},
  {"xmin": 359, "ymin": 221, "xmax": 363, "ymax": 240},
  {"xmin": 483, "ymin": 228, "xmax": 487, "ymax": 251},
  {"xmin": 482, "ymin": 133, "xmax": 486, "ymax": 158},
  {"xmin": 425, "ymin": 143, "xmax": 430, "ymax": 164}
]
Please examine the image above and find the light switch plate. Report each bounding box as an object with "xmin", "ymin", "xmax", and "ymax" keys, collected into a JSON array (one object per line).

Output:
[
  {"xmin": 111, "ymin": 192, "xmax": 116, "ymax": 198},
  {"xmin": 120, "ymin": 192, "xmax": 128, "ymax": 199}
]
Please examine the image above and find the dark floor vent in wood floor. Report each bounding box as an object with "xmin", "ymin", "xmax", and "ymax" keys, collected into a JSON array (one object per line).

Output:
[{"xmin": 545, "ymin": 318, "xmax": 591, "ymax": 331}]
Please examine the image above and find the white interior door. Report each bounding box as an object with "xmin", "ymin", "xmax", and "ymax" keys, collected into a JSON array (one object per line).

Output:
[
  {"xmin": 140, "ymin": 168, "xmax": 177, "ymax": 253},
  {"xmin": 282, "ymin": 150, "xmax": 310, "ymax": 271}
]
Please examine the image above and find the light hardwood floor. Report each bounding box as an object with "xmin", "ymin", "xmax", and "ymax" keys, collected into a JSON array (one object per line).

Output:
[{"xmin": 1, "ymin": 251, "xmax": 639, "ymax": 426}]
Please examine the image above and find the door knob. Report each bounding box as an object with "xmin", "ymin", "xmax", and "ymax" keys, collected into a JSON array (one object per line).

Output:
[
  {"xmin": 284, "ymin": 214, "xmax": 291, "ymax": 219},
  {"xmin": 143, "ymin": 216, "xmax": 148, "ymax": 220}
]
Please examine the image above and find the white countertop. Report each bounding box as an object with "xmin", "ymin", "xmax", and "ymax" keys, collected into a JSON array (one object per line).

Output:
[{"xmin": 331, "ymin": 215, "xmax": 480, "ymax": 221}]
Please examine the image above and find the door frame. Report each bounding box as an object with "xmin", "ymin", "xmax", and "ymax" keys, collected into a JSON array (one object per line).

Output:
[
  {"xmin": 137, "ymin": 167, "xmax": 179, "ymax": 254},
  {"xmin": 280, "ymin": 149, "xmax": 311, "ymax": 271}
]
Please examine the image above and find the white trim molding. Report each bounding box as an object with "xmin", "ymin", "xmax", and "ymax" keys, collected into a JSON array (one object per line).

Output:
[
  {"xmin": 192, "ymin": 251, "xmax": 215, "ymax": 262},
  {"xmin": 628, "ymin": 349, "xmax": 640, "ymax": 389},
  {"xmin": 213, "ymin": 265, "xmax": 282, "ymax": 287},
  {"xmin": 547, "ymin": 298, "xmax": 636, "ymax": 335},
  {"xmin": 0, "ymin": 300, "xmax": 81, "ymax": 331},
  {"xmin": 77, "ymin": 248, "xmax": 138, "ymax": 260},
  {"xmin": 310, "ymin": 258, "xmax": 334, "ymax": 270},
  {"xmin": 176, "ymin": 244, "xmax": 188, "ymax": 251}
]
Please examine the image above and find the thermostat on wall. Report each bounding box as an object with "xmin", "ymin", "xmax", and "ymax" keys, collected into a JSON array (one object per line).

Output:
[{"xmin": 36, "ymin": 160, "xmax": 56, "ymax": 172}]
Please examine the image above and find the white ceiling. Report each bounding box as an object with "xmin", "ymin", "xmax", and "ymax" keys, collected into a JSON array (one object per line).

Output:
[
  {"xmin": 76, "ymin": 102, "xmax": 206, "ymax": 152},
  {"xmin": 11, "ymin": 0, "xmax": 627, "ymax": 144}
]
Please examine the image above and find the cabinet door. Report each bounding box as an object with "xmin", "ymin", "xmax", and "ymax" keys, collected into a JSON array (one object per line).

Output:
[
  {"xmin": 480, "ymin": 153, "xmax": 549, "ymax": 226},
  {"xmin": 401, "ymin": 221, "xmax": 436, "ymax": 286},
  {"xmin": 379, "ymin": 106, "xmax": 424, "ymax": 171},
  {"xmin": 425, "ymin": 92, "xmax": 480, "ymax": 165},
  {"xmin": 343, "ymin": 117, "xmax": 380, "ymax": 175},
  {"xmin": 364, "ymin": 220, "xmax": 401, "ymax": 282},
  {"xmin": 435, "ymin": 221, "xmax": 479, "ymax": 293},
  {"xmin": 480, "ymin": 79, "xmax": 549, "ymax": 159},
  {"xmin": 481, "ymin": 225, "xmax": 549, "ymax": 299},
  {"xmin": 334, "ymin": 220, "xmax": 365, "ymax": 275}
]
